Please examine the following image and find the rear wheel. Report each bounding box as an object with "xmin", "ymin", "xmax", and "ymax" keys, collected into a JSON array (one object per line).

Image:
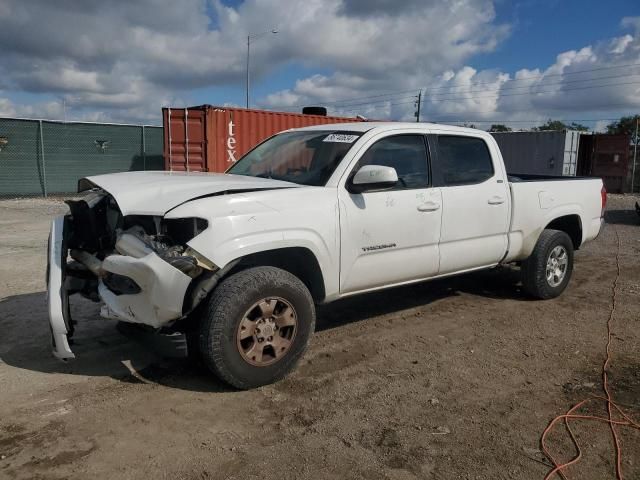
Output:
[
  {"xmin": 198, "ymin": 266, "xmax": 315, "ymax": 389},
  {"xmin": 521, "ymin": 229, "xmax": 574, "ymax": 299}
]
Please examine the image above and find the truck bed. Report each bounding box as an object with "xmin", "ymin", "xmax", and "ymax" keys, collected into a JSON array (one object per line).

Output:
[
  {"xmin": 505, "ymin": 176, "xmax": 604, "ymax": 263},
  {"xmin": 508, "ymin": 173, "xmax": 595, "ymax": 182}
]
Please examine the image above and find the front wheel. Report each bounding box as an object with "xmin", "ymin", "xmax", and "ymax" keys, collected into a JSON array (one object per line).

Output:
[
  {"xmin": 198, "ymin": 266, "xmax": 316, "ymax": 389},
  {"xmin": 521, "ymin": 229, "xmax": 574, "ymax": 299}
]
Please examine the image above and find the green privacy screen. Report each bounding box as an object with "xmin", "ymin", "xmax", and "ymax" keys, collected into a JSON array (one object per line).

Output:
[{"xmin": 0, "ymin": 118, "xmax": 163, "ymax": 197}]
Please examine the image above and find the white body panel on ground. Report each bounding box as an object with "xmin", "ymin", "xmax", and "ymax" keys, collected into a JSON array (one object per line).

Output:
[{"xmin": 47, "ymin": 216, "xmax": 75, "ymax": 360}]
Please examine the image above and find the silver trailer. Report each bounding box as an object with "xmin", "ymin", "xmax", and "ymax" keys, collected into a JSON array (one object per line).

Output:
[{"xmin": 491, "ymin": 130, "xmax": 580, "ymax": 177}]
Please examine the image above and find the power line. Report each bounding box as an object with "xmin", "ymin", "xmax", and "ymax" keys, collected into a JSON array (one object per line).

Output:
[
  {"xmin": 429, "ymin": 79, "xmax": 640, "ymax": 102},
  {"xmin": 335, "ymin": 95, "xmax": 417, "ymax": 109},
  {"xmin": 266, "ymin": 61, "xmax": 640, "ymax": 110},
  {"xmin": 421, "ymin": 61, "xmax": 640, "ymax": 94},
  {"xmin": 332, "ymin": 80, "xmax": 640, "ymax": 112},
  {"xmin": 334, "ymin": 104, "xmax": 639, "ymax": 130},
  {"xmin": 326, "ymin": 77, "xmax": 640, "ymax": 111},
  {"xmin": 412, "ymin": 102, "xmax": 640, "ymax": 118},
  {"xmin": 315, "ymin": 72, "xmax": 640, "ymax": 110},
  {"xmin": 268, "ymin": 88, "xmax": 416, "ymax": 109},
  {"xmin": 423, "ymin": 71, "xmax": 640, "ymax": 97}
]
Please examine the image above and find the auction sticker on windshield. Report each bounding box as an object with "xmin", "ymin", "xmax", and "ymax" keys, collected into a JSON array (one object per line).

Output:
[{"xmin": 323, "ymin": 133, "xmax": 359, "ymax": 143}]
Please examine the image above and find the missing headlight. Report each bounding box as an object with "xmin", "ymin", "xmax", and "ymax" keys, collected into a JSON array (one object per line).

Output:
[
  {"xmin": 161, "ymin": 217, "xmax": 208, "ymax": 245},
  {"xmin": 66, "ymin": 191, "xmax": 121, "ymax": 253},
  {"xmin": 164, "ymin": 256, "xmax": 203, "ymax": 278}
]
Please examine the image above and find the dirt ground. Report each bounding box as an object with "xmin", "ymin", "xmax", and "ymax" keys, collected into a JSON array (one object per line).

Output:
[{"xmin": 0, "ymin": 195, "xmax": 639, "ymax": 480}]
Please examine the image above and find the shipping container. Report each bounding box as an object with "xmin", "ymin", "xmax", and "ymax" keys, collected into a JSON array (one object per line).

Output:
[
  {"xmin": 162, "ymin": 105, "xmax": 363, "ymax": 172},
  {"xmin": 490, "ymin": 130, "xmax": 580, "ymax": 176},
  {"xmin": 577, "ymin": 133, "xmax": 630, "ymax": 193}
]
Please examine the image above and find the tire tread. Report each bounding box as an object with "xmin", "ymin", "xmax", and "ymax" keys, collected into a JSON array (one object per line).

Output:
[
  {"xmin": 521, "ymin": 229, "xmax": 573, "ymax": 300},
  {"xmin": 198, "ymin": 266, "xmax": 315, "ymax": 389}
]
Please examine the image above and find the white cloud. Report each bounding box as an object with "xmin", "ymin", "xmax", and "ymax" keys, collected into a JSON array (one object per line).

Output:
[
  {"xmin": 593, "ymin": 120, "xmax": 610, "ymax": 133},
  {"xmin": 0, "ymin": 0, "xmax": 242, "ymax": 122},
  {"xmin": 0, "ymin": 1, "xmax": 638, "ymax": 130},
  {"xmin": 621, "ymin": 16, "xmax": 640, "ymax": 32},
  {"xmin": 0, "ymin": 96, "xmax": 64, "ymax": 119},
  {"xmin": 265, "ymin": 15, "xmax": 640, "ymax": 129},
  {"xmin": 0, "ymin": 98, "xmax": 17, "ymax": 117},
  {"xmin": 0, "ymin": 0, "xmax": 507, "ymax": 122}
]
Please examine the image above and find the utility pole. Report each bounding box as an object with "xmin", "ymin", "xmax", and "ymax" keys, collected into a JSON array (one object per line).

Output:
[
  {"xmin": 246, "ymin": 29, "xmax": 278, "ymax": 109},
  {"xmin": 633, "ymin": 116, "xmax": 638, "ymax": 193},
  {"xmin": 246, "ymin": 35, "xmax": 250, "ymax": 109},
  {"xmin": 414, "ymin": 90, "xmax": 422, "ymax": 122}
]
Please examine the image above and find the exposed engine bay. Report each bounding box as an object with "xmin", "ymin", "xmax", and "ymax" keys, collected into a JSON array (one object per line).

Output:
[
  {"xmin": 60, "ymin": 189, "xmax": 219, "ymax": 331},
  {"xmin": 47, "ymin": 171, "xmax": 299, "ymax": 360}
]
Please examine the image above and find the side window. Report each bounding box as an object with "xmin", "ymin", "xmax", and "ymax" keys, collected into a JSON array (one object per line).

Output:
[
  {"xmin": 437, "ymin": 136, "xmax": 494, "ymax": 186},
  {"xmin": 354, "ymin": 135, "xmax": 429, "ymax": 190}
]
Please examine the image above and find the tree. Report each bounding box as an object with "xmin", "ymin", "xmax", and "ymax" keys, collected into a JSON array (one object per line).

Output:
[
  {"xmin": 488, "ymin": 124, "xmax": 511, "ymax": 132},
  {"xmin": 606, "ymin": 115, "xmax": 640, "ymax": 145},
  {"xmin": 535, "ymin": 119, "xmax": 567, "ymax": 131},
  {"xmin": 568, "ymin": 122, "xmax": 590, "ymax": 132},
  {"xmin": 534, "ymin": 119, "xmax": 589, "ymax": 132}
]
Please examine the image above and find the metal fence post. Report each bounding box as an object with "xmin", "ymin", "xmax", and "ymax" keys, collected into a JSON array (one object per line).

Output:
[
  {"xmin": 141, "ymin": 125, "xmax": 146, "ymax": 171},
  {"xmin": 39, "ymin": 120, "xmax": 47, "ymax": 198},
  {"xmin": 632, "ymin": 117, "xmax": 638, "ymax": 193},
  {"xmin": 168, "ymin": 108, "xmax": 173, "ymax": 171},
  {"xmin": 184, "ymin": 108, "xmax": 189, "ymax": 172}
]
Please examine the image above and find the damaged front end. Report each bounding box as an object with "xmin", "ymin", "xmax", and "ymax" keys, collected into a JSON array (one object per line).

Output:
[{"xmin": 47, "ymin": 189, "xmax": 219, "ymax": 360}]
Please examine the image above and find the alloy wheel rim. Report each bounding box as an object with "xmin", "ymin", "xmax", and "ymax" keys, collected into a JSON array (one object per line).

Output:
[
  {"xmin": 236, "ymin": 297, "xmax": 298, "ymax": 367},
  {"xmin": 546, "ymin": 245, "xmax": 568, "ymax": 287}
]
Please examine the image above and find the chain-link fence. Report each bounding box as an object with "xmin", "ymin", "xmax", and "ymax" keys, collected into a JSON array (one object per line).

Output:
[
  {"xmin": 0, "ymin": 118, "xmax": 163, "ymax": 198},
  {"xmin": 630, "ymin": 146, "xmax": 640, "ymax": 193}
]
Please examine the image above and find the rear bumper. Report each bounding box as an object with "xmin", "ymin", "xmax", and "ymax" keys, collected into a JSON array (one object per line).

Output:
[
  {"xmin": 47, "ymin": 216, "xmax": 75, "ymax": 360},
  {"xmin": 590, "ymin": 217, "xmax": 605, "ymax": 242}
]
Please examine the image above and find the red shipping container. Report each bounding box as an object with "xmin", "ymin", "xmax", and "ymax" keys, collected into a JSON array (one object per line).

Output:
[
  {"xmin": 162, "ymin": 105, "xmax": 363, "ymax": 172},
  {"xmin": 577, "ymin": 133, "xmax": 631, "ymax": 193}
]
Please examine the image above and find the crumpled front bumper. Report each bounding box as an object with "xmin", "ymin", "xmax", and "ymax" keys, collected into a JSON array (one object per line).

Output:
[
  {"xmin": 46, "ymin": 215, "xmax": 194, "ymax": 360},
  {"xmin": 97, "ymin": 251, "xmax": 192, "ymax": 327},
  {"xmin": 47, "ymin": 216, "xmax": 75, "ymax": 360}
]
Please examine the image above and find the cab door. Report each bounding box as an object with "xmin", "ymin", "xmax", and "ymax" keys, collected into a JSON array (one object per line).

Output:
[
  {"xmin": 432, "ymin": 134, "xmax": 510, "ymax": 273},
  {"xmin": 338, "ymin": 133, "xmax": 442, "ymax": 294}
]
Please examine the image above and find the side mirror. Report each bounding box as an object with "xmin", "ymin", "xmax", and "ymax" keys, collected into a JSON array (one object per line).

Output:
[{"xmin": 349, "ymin": 165, "xmax": 398, "ymax": 193}]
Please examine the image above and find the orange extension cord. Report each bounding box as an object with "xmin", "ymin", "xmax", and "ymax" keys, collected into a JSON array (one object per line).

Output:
[{"xmin": 541, "ymin": 228, "xmax": 640, "ymax": 480}]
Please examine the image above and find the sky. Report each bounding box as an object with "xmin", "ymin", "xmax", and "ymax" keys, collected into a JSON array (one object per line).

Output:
[{"xmin": 0, "ymin": 0, "xmax": 639, "ymax": 131}]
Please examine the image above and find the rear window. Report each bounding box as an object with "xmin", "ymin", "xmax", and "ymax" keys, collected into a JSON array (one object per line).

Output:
[{"xmin": 437, "ymin": 136, "xmax": 494, "ymax": 186}]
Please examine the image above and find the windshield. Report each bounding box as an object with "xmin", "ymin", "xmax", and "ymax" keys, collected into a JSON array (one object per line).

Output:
[{"xmin": 227, "ymin": 130, "xmax": 363, "ymax": 186}]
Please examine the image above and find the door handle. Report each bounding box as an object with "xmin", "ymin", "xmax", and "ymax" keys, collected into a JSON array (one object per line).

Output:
[
  {"xmin": 417, "ymin": 201, "xmax": 441, "ymax": 212},
  {"xmin": 488, "ymin": 196, "xmax": 505, "ymax": 205}
]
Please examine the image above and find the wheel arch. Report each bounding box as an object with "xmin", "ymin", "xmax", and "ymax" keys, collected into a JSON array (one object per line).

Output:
[
  {"xmin": 544, "ymin": 214, "xmax": 583, "ymax": 250},
  {"xmin": 226, "ymin": 247, "xmax": 327, "ymax": 303}
]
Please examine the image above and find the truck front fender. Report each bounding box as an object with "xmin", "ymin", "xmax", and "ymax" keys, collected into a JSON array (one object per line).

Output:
[
  {"xmin": 187, "ymin": 227, "xmax": 338, "ymax": 300},
  {"xmin": 165, "ymin": 190, "xmax": 341, "ymax": 300}
]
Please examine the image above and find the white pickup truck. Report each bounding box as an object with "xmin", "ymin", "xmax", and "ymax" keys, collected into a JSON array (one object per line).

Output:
[{"xmin": 48, "ymin": 122, "xmax": 606, "ymax": 389}]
